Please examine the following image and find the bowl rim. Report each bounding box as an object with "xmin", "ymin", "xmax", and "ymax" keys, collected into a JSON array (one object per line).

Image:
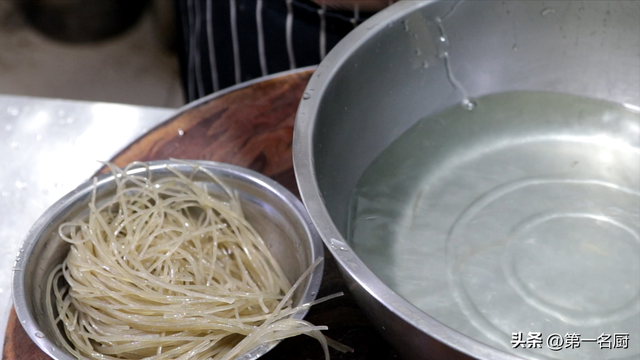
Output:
[
  {"xmin": 292, "ymin": 1, "xmax": 523, "ymax": 359},
  {"xmin": 12, "ymin": 159, "xmax": 324, "ymax": 360}
]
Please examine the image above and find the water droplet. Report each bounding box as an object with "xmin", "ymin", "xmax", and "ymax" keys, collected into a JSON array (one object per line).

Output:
[
  {"xmin": 177, "ymin": 129, "xmax": 185, "ymax": 136},
  {"xmin": 413, "ymin": 33, "xmax": 418, "ymax": 39},
  {"xmin": 21, "ymin": 320, "xmax": 26, "ymax": 324},
  {"xmin": 541, "ymin": 7, "xmax": 555, "ymax": 16},
  {"xmin": 434, "ymin": 18, "xmax": 446, "ymax": 40},
  {"xmin": 6, "ymin": 106, "xmax": 19, "ymax": 116},
  {"xmin": 66, "ymin": 117, "xmax": 74, "ymax": 125},
  {"xmin": 512, "ymin": 44, "xmax": 518, "ymax": 51},
  {"xmin": 15, "ymin": 180, "xmax": 27, "ymax": 190},
  {"xmin": 36, "ymin": 134, "xmax": 42, "ymax": 141},
  {"xmin": 415, "ymin": 48, "xmax": 421, "ymax": 56},
  {"xmin": 403, "ymin": 19, "xmax": 409, "ymax": 32},
  {"xmin": 302, "ymin": 92, "xmax": 311, "ymax": 100},
  {"xmin": 441, "ymin": 51, "xmax": 470, "ymax": 102},
  {"xmin": 461, "ymin": 99, "xmax": 477, "ymax": 111},
  {"xmin": 3, "ymin": 191, "xmax": 11, "ymax": 198},
  {"xmin": 579, "ymin": 6, "xmax": 584, "ymax": 12},
  {"xmin": 310, "ymin": 292, "xmax": 317, "ymax": 296},
  {"xmin": 10, "ymin": 141, "xmax": 18, "ymax": 149},
  {"xmin": 329, "ymin": 238, "xmax": 349, "ymax": 252},
  {"xmin": 4, "ymin": 124, "xmax": 12, "ymax": 131},
  {"xmin": 422, "ymin": 61, "xmax": 429, "ymax": 69},
  {"xmin": 34, "ymin": 331, "xmax": 45, "ymax": 338}
]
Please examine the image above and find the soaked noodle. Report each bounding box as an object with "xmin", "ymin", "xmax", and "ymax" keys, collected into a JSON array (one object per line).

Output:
[{"xmin": 46, "ymin": 162, "xmax": 337, "ymax": 360}]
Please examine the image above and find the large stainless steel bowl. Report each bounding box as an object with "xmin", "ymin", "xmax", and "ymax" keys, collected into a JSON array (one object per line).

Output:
[{"xmin": 293, "ymin": 1, "xmax": 639, "ymax": 359}]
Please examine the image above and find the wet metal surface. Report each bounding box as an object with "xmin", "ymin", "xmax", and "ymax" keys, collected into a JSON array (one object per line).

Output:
[{"xmin": 0, "ymin": 95, "xmax": 174, "ymax": 352}]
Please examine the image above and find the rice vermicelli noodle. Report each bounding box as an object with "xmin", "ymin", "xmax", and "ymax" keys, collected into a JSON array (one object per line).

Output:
[{"xmin": 46, "ymin": 161, "xmax": 341, "ymax": 360}]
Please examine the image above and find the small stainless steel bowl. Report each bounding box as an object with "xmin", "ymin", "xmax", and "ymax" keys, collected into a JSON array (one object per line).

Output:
[{"xmin": 12, "ymin": 160, "xmax": 323, "ymax": 360}]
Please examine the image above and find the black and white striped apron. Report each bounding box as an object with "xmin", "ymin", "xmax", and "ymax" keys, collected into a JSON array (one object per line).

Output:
[{"xmin": 175, "ymin": 0, "xmax": 393, "ymax": 102}]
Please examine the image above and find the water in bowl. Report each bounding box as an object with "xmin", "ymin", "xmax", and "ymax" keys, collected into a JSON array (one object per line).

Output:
[{"xmin": 348, "ymin": 91, "xmax": 639, "ymax": 360}]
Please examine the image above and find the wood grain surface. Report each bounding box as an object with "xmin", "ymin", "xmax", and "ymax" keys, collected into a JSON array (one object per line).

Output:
[{"xmin": 3, "ymin": 69, "xmax": 399, "ymax": 360}]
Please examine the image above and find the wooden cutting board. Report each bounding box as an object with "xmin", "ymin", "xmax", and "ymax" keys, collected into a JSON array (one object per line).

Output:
[{"xmin": 3, "ymin": 69, "xmax": 399, "ymax": 360}]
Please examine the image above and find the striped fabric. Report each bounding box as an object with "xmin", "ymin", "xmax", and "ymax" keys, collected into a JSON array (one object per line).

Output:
[{"xmin": 176, "ymin": 0, "xmax": 391, "ymax": 101}]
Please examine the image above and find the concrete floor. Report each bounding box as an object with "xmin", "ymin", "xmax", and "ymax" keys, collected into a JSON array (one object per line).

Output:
[{"xmin": 0, "ymin": 1, "xmax": 184, "ymax": 108}]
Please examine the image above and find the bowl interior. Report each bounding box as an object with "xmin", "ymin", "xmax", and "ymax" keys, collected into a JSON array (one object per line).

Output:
[
  {"xmin": 14, "ymin": 161, "xmax": 322, "ymax": 360},
  {"xmin": 309, "ymin": 0, "xmax": 640, "ymax": 236}
]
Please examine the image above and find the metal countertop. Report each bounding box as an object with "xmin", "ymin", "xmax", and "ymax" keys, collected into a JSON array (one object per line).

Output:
[{"xmin": 0, "ymin": 95, "xmax": 175, "ymax": 353}]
